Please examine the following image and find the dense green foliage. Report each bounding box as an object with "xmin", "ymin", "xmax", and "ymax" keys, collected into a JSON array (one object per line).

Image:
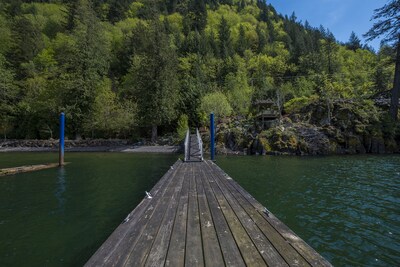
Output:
[
  {"xmin": 0, "ymin": 0, "xmax": 396, "ymax": 140},
  {"xmin": 364, "ymin": 0, "xmax": 400, "ymax": 120}
]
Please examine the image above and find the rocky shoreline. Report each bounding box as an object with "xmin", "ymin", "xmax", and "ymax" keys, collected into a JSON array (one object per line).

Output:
[
  {"xmin": 209, "ymin": 99, "xmax": 400, "ymax": 156},
  {"xmin": 0, "ymin": 139, "xmax": 180, "ymax": 153},
  {"xmin": 2, "ymin": 100, "xmax": 399, "ymax": 156}
]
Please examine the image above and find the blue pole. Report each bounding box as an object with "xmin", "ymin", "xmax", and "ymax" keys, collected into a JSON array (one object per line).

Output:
[
  {"xmin": 210, "ymin": 113, "xmax": 215, "ymax": 161},
  {"xmin": 59, "ymin": 112, "xmax": 65, "ymax": 166}
]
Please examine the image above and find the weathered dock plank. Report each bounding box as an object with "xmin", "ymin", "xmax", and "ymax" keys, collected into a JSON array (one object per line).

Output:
[
  {"xmin": 202, "ymin": 162, "xmax": 289, "ymax": 266},
  {"xmin": 165, "ymin": 164, "xmax": 189, "ymax": 267},
  {"xmin": 185, "ymin": 163, "xmax": 204, "ymax": 266},
  {"xmin": 144, "ymin": 163, "xmax": 186, "ymax": 267},
  {"xmin": 122, "ymin": 162, "xmax": 185, "ymax": 267},
  {"xmin": 88, "ymin": 161, "xmax": 182, "ymax": 266},
  {"xmin": 85, "ymin": 160, "xmax": 332, "ymax": 267},
  {"xmin": 196, "ymin": 166, "xmax": 225, "ymax": 266},
  {"xmin": 209, "ymin": 161, "xmax": 331, "ymax": 267},
  {"xmin": 199, "ymin": 163, "xmax": 246, "ymax": 267},
  {"xmin": 203, "ymin": 162, "xmax": 266, "ymax": 266}
]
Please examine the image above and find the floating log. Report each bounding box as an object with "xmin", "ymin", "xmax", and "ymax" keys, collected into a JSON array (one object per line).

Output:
[{"xmin": 0, "ymin": 163, "xmax": 66, "ymax": 177}]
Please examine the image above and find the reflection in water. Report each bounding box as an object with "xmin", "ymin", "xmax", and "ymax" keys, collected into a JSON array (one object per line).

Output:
[
  {"xmin": 0, "ymin": 152, "xmax": 177, "ymax": 267},
  {"xmin": 1, "ymin": 153, "xmax": 398, "ymax": 266},
  {"xmin": 54, "ymin": 167, "xmax": 66, "ymax": 214}
]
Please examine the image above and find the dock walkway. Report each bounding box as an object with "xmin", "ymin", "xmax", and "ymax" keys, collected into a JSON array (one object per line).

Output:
[{"xmin": 86, "ymin": 160, "xmax": 331, "ymax": 266}]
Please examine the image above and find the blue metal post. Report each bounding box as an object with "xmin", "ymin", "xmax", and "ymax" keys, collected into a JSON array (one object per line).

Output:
[
  {"xmin": 210, "ymin": 113, "xmax": 215, "ymax": 161},
  {"xmin": 59, "ymin": 112, "xmax": 65, "ymax": 166}
]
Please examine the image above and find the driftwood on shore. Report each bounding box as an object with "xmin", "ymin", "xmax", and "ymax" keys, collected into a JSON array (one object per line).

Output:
[{"xmin": 0, "ymin": 163, "xmax": 65, "ymax": 177}]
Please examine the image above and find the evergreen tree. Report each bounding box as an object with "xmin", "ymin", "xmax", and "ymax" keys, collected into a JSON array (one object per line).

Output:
[
  {"xmin": 0, "ymin": 15, "xmax": 13, "ymax": 56},
  {"xmin": 65, "ymin": 0, "xmax": 79, "ymax": 31},
  {"xmin": 256, "ymin": 24, "xmax": 266, "ymax": 53},
  {"xmin": 284, "ymin": 16, "xmax": 307, "ymax": 63},
  {"xmin": 3, "ymin": 0, "xmax": 23, "ymax": 16},
  {"xmin": 237, "ymin": 0, "xmax": 246, "ymax": 12},
  {"xmin": 236, "ymin": 24, "xmax": 247, "ymax": 56},
  {"xmin": 177, "ymin": 56, "xmax": 206, "ymax": 126},
  {"xmin": 199, "ymin": 31, "xmax": 210, "ymax": 56},
  {"xmin": 259, "ymin": 5, "xmax": 268, "ymax": 23},
  {"xmin": 167, "ymin": 0, "xmax": 177, "ymax": 13},
  {"xmin": 123, "ymin": 22, "xmax": 179, "ymax": 142},
  {"xmin": 374, "ymin": 45, "xmax": 396, "ymax": 93},
  {"xmin": 137, "ymin": 0, "xmax": 161, "ymax": 19},
  {"xmin": 0, "ymin": 0, "xmax": 396, "ymax": 139},
  {"xmin": 183, "ymin": 30, "xmax": 202, "ymax": 54},
  {"xmin": 321, "ymin": 31, "xmax": 339, "ymax": 75},
  {"xmin": 187, "ymin": 0, "xmax": 207, "ymax": 32},
  {"xmin": 59, "ymin": 0, "xmax": 110, "ymax": 137},
  {"xmin": 346, "ymin": 31, "xmax": 362, "ymax": 51},
  {"xmin": 289, "ymin": 12, "xmax": 297, "ymax": 22},
  {"xmin": 205, "ymin": 0, "xmax": 219, "ymax": 10},
  {"xmin": 219, "ymin": 0, "xmax": 233, "ymax": 6},
  {"xmin": 319, "ymin": 25, "xmax": 327, "ymax": 38},
  {"xmin": 11, "ymin": 16, "xmax": 45, "ymax": 77},
  {"xmin": 218, "ymin": 16, "xmax": 233, "ymax": 59},
  {"xmin": 304, "ymin": 20, "xmax": 311, "ymax": 31},
  {"xmin": 107, "ymin": 0, "xmax": 131, "ymax": 22},
  {"xmin": 0, "ymin": 55, "xmax": 17, "ymax": 139},
  {"xmin": 208, "ymin": 30, "xmax": 219, "ymax": 57},
  {"xmin": 365, "ymin": 0, "xmax": 400, "ymax": 120}
]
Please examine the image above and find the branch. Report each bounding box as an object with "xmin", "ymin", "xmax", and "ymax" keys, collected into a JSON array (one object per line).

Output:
[{"xmin": 364, "ymin": 0, "xmax": 400, "ymax": 44}]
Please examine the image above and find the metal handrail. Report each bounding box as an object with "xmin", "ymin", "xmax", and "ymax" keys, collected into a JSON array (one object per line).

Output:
[
  {"xmin": 184, "ymin": 129, "xmax": 190, "ymax": 162},
  {"xmin": 196, "ymin": 128, "xmax": 203, "ymax": 161}
]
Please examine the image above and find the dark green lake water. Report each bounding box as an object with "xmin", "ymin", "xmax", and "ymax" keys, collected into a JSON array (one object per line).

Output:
[{"xmin": 0, "ymin": 153, "xmax": 399, "ymax": 266}]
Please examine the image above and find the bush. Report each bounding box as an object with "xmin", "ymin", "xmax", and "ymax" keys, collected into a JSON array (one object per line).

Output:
[
  {"xmin": 284, "ymin": 96, "xmax": 316, "ymax": 114},
  {"xmin": 198, "ymin": 92, "xmax": 232, "ymax": 124}
]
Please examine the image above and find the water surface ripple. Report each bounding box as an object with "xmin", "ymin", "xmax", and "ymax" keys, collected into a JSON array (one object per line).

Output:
[
  {"xmin": 0, "ymin": 152, "xmax": 176, "ymax": 266},
  {"xmin": 0, "ymin": 153, "xmax": 399, "ymax": 266},
  {"xmin": 218, "ymin": 155, "xmax": 400, "ymax": 266}
]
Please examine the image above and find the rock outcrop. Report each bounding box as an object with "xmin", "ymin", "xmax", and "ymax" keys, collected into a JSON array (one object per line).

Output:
[{"xmin": 210, "ymin": 99, "xmax": 400, "ymax": 156}]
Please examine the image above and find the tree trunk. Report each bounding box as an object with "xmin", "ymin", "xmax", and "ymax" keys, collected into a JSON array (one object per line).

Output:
[
  {"xmin": 151, "ymin": 125, "xmax": 157, "ymax": 143},
  {"xmin": 390, "ymin": 36, "xmax": 400, "ymax": 120}
]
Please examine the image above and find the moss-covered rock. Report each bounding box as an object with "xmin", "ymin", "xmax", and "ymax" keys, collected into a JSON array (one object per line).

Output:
[
  {"xmin": 261, "ymin": 127, "xmax": 299, "ymax": 154},
  {"xmin": 212, "ymin": 98, "xmax": 399, "ymax": 156}
]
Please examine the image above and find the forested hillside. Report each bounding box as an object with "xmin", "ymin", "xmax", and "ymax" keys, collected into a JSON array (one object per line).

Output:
[{"xmin": 0, "ymin": 0, "xmax": 397, "ymax": 150}]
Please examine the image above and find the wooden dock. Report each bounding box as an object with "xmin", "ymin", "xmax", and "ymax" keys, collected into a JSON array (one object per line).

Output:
[{"xmin": 85, "ymin": 160, "xmax": 331, "ymax": 266}]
